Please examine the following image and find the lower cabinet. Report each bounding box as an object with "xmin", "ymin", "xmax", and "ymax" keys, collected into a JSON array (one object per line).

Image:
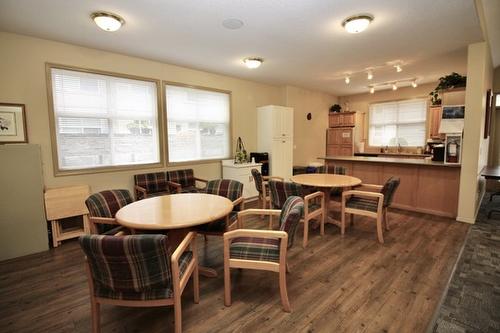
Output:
[{"xmin": 222, "ymin": 160, "xmax": 262, "ymax": 200}]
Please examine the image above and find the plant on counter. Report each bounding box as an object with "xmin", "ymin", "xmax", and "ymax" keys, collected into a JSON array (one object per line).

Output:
[
  {"xmin": 329, "ymin": 104, "xmax": 342, "ymax": 113},
  {"xmin": 429, "ymin": 72, "xmax": 467, "ymax": 106}
]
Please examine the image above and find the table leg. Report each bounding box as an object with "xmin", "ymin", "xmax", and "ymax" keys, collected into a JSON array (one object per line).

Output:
[
  {"xmin": 167, "ymin": 229, "xmax": 218, "ymax": 278},
  {"xmin": 321, "ymin": 187, "xmax": 341, "ymax": 228}
]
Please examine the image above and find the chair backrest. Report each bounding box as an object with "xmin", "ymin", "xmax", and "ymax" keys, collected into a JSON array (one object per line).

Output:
[
  {"xmin": 167, "ymin": 169, "xmax": 195, "ymax": 188},
  {"xmin": 268, "ymin": 180, "xmax": 303, "ymax": 209},
  {"xmin": 205, "ymin": 179, "xmax": 243, "ymax": 210},
  {"xmin": 85, "ymin": 189, "xmax": 133, "ymax": 218},
  {"xmin": 80, "ymin": 234, "xmax": 173, "ymax": 295},
  {"xmin": 328, "ymin": 165, "xmax": 346, "ymax": 175},
  {"xmin": 251, "ymin": 169, "xmax": 264, "ymax": 194},
  {"xmin": 278, "ymin": 196, "xmax": 304, "ymax": 248},
  {"xmin": 134, "ymin": 172, "xmax": 170, "ymax": 193},
  {"xmin": 381, "ymin": 177, "xmax": 400, "ymax": 207}
]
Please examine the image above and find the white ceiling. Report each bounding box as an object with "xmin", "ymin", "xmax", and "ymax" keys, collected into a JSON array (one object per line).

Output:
[{"xmin": 0, "ymin": 0, "xmax": 484, "ymax": 96}]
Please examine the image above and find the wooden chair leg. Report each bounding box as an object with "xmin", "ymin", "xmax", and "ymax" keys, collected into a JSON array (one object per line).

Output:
[
  {"xmin": 303, "ymin": 219, "xmax": 309, "ymax": 248},
  {"xmin": 224, "ymin": 242, "xmax": 231, "ymax": 307},
  {"xmin": 193, "ymin": 261, "xmax": 199, "ymax": 304},
  {"xmin": 320, "ymin": 197, "xmax": 325, "ymax": 236},
  {"xmin": 51, "ymin": 220, "xmax": 60, "ymax": 248},
  {"xmin": 279, "ymin": 265, "xmax": 291, "ymax": 312},
  {"xmin": 376, "ymin": 213, "xmax": 384, "ymax": 244},
  {"xmin": 90, "ymin": 299, "xmax": 100, "ymax": 333},
  {"xmin": 383, "ymin": 208, "xmax": 390, "ymax": 231},
  {"xmin": 268, "ymin": 214, "xmax": 273, "ymax": 230},
  {"xmin": 286, "ymin": 262, "xmax": 291, "ymax": 274},
  {"xmin": 341, "ymin": 207, "xmax": 346, "ymax": 236},
  {"xmin": 174, "ymin": 293, "xmax": 182, "ymax": 333}
]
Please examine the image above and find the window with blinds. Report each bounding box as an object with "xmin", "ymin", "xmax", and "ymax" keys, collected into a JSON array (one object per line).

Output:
[
  {"xmin": 368, "ymin": 99, "xmax": 427, "ymax": 147},
  {"xmin": 165, "ymin": 85, "xmax": 230, "ymax": 163},
  {"xmin": 50, "ymin": 67, "xmax": 161, "ymax": 171}
]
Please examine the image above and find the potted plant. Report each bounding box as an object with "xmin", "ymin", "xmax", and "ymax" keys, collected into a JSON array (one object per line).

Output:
[
  {"xmin": 429, "ymin": 72, "xmax": 467, "ymax": 106},
  {"xmin": 329, "ymin": 104, "xmax": 342, "ymax": 113}
]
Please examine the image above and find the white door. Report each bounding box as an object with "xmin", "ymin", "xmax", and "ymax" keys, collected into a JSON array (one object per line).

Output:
[
  {"xmin": 272, "ymin": 108, "xmax": 283, "ymax": 139},
  {"xmin": 281, "ymin": 107, "xmax": 294, "ymax": 138},
  {"xmin": 271, "ymin": 138, "xmax": 293, "ymax": 180}
]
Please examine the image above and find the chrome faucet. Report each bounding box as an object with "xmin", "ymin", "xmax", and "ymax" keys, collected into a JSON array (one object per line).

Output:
[{"xmin": 398, "ymin": 144, "xmax": 402, "ymax": 153}]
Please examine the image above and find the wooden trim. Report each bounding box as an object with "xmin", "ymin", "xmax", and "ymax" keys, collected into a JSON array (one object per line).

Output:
[
  {"xmin": 162, "ymin": 81, "xmax": 233, "ymax": 165},
  {"xmin": 45, "ymin": 63, "xmax": 166, "ymax": 177}
]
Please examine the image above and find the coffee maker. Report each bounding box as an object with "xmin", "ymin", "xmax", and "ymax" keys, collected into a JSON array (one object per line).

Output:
[{"xmin": 425, "ymin": 141, "xmax": 445, "ymax": 162}]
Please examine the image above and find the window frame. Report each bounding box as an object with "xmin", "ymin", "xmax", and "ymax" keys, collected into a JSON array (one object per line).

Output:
[
  {"xmin": 367, "ymin": 97, "xmax": 429, "ymax": 148},
  {"xmin": 46, "ymin": 63, "xmax": 165, "ymax": 176},
  {"xmin": 162, "ymin": 81, "xmax": 233, "ymax": 166}
]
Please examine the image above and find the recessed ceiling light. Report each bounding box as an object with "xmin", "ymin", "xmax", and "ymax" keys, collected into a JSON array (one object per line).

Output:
[
  {"xmin": 370, "ymin": 86, "xmax": 375, "ymax": 94},
  {"xmin": 222, "ymin": 18, "xmax": 244, "ymax": 30},
  {"xmin": 243, "ymin": 57, "xmax": 263, "ymax": 69},
  {"xmin": 91, "ymin": 12, "xmax": 124, "ymax": 32},
  {"xmin": 342, "ymin": 14, "xmax": 373, "ymax": 33}
]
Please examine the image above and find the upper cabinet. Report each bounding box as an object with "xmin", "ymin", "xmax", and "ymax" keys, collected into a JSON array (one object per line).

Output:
[
  {"xmin": 429, "ymin": 106, "xmax": 443, "ymax": 139},
  {"xmin": 329, "ymin": 111, "xmax": 356, "ymax": 128},
  {"xmin": 259, "ymin": 105, "xmax": 294, "ymax": 139}
]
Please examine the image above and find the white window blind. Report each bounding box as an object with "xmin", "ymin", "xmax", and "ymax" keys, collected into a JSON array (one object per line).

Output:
[
  {"xmin": 369, "ymin": 99, "xmax": 427, "ymax": 147},
  {"xmin": 165, "ymin": 85, "xmax": 230, "ymax": 163},
  {"xmin": 50, "ymin": 68, "xmax": 160, "ymax": 170}
]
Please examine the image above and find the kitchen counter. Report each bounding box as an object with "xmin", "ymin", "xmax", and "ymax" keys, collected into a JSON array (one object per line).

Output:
[
  {"xmin": 323, "ymin": 155, "xmax": 460, "ymax": 168},
  {"xmin": 321, "ymin": 156, "xmax": 461, "ymax": 218},
  {"xmin": 354, "ymin": 152, "xmax": 432, "ymax": 158}
]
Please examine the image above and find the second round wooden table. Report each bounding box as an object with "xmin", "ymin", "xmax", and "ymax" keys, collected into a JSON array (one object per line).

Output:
[
  {"xmin": 290, "ymin": 173, "xmax": 362, "ymax": 227},
  {"xmin": 116, "ymin": 193, "xmax": 234, "ymax": 277}
]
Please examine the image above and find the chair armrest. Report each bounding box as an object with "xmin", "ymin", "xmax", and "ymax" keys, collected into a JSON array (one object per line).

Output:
[
  {"xmin": 304, "ymin": 191, "xmax": 324, "ymax": 215},
  {"xmin": 355, "ymin": 183, "xmax": 383, "ymax": 191},
  {"xmin": 342, "ymin": 190, "xmax": 384, "ymax": 200},
  {"xmin": 167, "ymin": 181, "xmax": 182, "ymax": 193},
  {"xmin": 134, "ymin": 185, "xmax": 147, "ymax": 199},
  {"xmin": 171, "ymin": 231, "xmax": 197, "ymax": 267},
  {"xmin": 224, "ymin": 229, "xmax": 288, "ymax": 241},
  {"xmin": 237, "ymin": 208, "xmax": 281, "ymax": 229},
  {"xmin": 304, "ymin": 190, "xmax": 324, "ymax": 202},
  {"xmin": 194, "ymin": 177, "xmax": 208, "ymax": 184},
  {"xmin": 232, "ymin": 196, "xmax": 244, "ymax": 210},
  {"xmin": 263, "ymin": 176, "xmax": 284, "ymax": 181},
  {"xmin": 89, "ymin": 216, "xmax": 119, "ymax": 225}
]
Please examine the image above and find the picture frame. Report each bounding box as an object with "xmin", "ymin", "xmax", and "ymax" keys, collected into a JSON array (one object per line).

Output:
[{"xmin": 0, "ymin": 103, "xmax": 28, "ymax": 144}]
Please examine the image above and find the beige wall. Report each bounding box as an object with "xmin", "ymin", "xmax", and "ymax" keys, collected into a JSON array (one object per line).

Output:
[
  {"xmin": 338, "ymin": 82, "xmax": 436, "ymax": 152},
  {"xmin": 283, "ymin": 85, "xmax": 337, "ymax": 166},
  {"xmin": 0, "ymin": 32, "xmax": 286, "ymax": 193},
  {"xmin": 457, "ymin": 42, "xmax": 494, "ymax": 223}
]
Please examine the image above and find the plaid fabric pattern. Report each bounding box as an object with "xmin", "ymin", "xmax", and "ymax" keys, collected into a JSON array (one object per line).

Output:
[
  {"xmin": 230, "ymin": 237, "xmax": 280, "ymax": 263},
  {"xmin": 167, "ymin": 169, "xmax": 195, "ymax": 188},
  {"xmin": 80, "ymin": 235, "xmax": 193, "ymax": 301},
  {"xmin": 268, "ymin": 180, "xmax": 303, "ymax": 209},
  {"xmin": 180, "ymin": 185, "xmax": 200, "ymax": 193},
  {"xmin": 251, "ymin": 169, "xmax": 264, "ymax": 194},
  {"xmin": 346, "ymin": 196, "xmax": 379, "ymax": 212},
  {"xmin": 205, "ymin": 179, "xmax": 243, "ymax": 210},
  {"xmin": 328, "ymin": 165, "xmax": 346, "ymax": 175},
  {"xmin": 86, "ymin": 190, "xmax": 133, "ymax": 218},
  {"xmin": 134, "ymin": 172, "xmax": 171, "ymax": 199},
  {"xmin": 381, "ymin": 177, "xmax": 400, "ymax": 207},
  {"xmin": 278, "ymin": 196, "xmax": 304, "ymax": 248}
]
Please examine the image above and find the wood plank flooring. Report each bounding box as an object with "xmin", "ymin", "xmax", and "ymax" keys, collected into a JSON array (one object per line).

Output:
[{"xmin": 0, "ymin": 202, "xmax": 469, "ymax": 333}]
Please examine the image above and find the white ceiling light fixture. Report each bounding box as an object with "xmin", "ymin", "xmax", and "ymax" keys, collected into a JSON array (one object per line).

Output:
[
  {"xmin": 342, "ymin": 14, "xmax": 374, "ymax": 34},
  {"xmin": 91, "ymin": 12, "xmax": 125, "ymax": 32},
  {"xmin": 394, "ymin": 64, "xmax": 403, "ymax": 72},
  {"xmin": 243, "ymin": 57, "xmax": 263, "ymax": 69},
  {"xmin": 367, "ymin": 70, "xmax": 373, "ymax": 80},
  {"xmin": 369, "ymin": 86, "xmax": 375, "ymax": 94},
  {"xmin": 345, "ymin": 76, "xmax": 350, "ymax": 84},
  {"xmin": 222, "ymin": 18, "xmax": 244, "ymax": 30},
  {"xmin": 392, "ymin": 83, "xmax": 398, "ymax": 90},
  {"xmin": 412, "ymin": 80, "xmax": 418, "ymax": 88}
]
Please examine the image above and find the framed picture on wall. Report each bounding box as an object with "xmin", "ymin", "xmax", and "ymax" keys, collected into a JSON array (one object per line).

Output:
[{"xmin": 0, "ymin": 103, "xmax": 28, "ymax": 144}]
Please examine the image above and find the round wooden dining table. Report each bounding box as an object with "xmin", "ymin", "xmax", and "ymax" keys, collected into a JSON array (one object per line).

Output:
[
  {"xmin": 290, "ymin": 173, "xmax": 362, "ymax": 227},
  {"xmin": 115, "ymin": 193, "xmax": 234, "ymax": 277}
]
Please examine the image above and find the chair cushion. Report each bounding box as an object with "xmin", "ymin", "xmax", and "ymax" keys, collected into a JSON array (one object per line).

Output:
[
  {"xmin": 196, "ymin": 211, "xmax": 238, "ymax": 233},
  {"xmin": 134, "ymin": 173, "xmax": 170, "ymax": 194},
  {"xmin": 346, "ymin": 196, "xmax": 379, "ymax": 212},
  {"xmin": 94, "ymin": 251, "xmax": 193, "ymax": 300},
  {"xmin": 167, "ymin": 169, "xmax": 195, "ymax": 188},
  {"xmin": 180, "ymin": 185, "xmax": 201, "ymax": 193},
  {"xmin": 230, "ymin": 237, "xmax": 281, "ymax": 263}
]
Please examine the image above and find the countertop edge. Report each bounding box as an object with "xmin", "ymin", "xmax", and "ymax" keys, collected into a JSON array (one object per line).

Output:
[{"xmin": 320, "ymin": 156, "xmax": 461, "ymax": 168}]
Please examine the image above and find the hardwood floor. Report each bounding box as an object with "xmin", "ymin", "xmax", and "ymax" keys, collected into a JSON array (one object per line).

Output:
[{"xmin": 0, "ymin": 202, "xmax": 468, "ymax": 333}]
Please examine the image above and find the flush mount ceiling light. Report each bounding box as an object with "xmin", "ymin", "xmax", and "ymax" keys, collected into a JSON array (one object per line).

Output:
[
  {"xmin": 342, "ymin": 14, "xmax": 373, "ymax": 33},
  {"xmin": 222, "ymin": 18, "xmax": 244, "ymax": 30},
  {"xmin": 243, "ymin": 57, "xmax": 263, "ymax": 69},
  {"xmin": 412, "ymin": 80, "xmax": 418, "ymax": 88},
  {"xmin": 91, "ymin": 12, "xmax": 124, "ymax": 32},
  {"xmin": 392, "ymin": 83, "xmax": 398, "ymax": 91},
  {"xmin": 367, "ymin": 70, "xmax": 373, "ymax": 80},
  {"xmin": 345, "ymin": 76, "xmax": 351, "ymax": 84},
  {"xmin": 394, "ymin": 64, "xmax": 403, "ymax": 72}
]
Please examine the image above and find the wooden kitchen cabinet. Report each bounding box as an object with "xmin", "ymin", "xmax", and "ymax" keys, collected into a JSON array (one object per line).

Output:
[
  {"xmin": 429, "ymin": 106, "xmax": 443, "ymax": 139},
  {"xmin": 329, "ymin": 111, "xmax": 356, "ymax": 128},
  {"xmin": 326, "ymin": 128, "xmax": 353, "ymax": 156}
]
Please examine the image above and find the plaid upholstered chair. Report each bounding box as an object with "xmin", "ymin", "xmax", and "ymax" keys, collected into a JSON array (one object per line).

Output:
[
  {"xmin": 134, "ymin": 172, "xmax": 181, "ymax": 200},
  {"xmin": 250, "ymin": 168, "xmax": 284, "ymax": 211},
  {"xmin": 268, "ymin": 180, "xmax": 324, "ymax": 248},
  {"xmin": 80, "ymin": 233, "xmax": 199, "ymax": 333},
  {"xmin": 341, "ymin": 177, "xmax": 401, "ymax": 243},
  {"xmin": 223, "ymin": 196, "xmax": 304, "ymax": 312},
  {"xmin": 197, "ymin": 179, "xmax": 244, "ymax": 235},
  {"xmin": 167, "ymin": 169, "xmax": 208, "ymax": 193},
  {"xmin": 327, "ymin": 165, "xmax": 347, "ymax": 198},
  {"xmin": 85, "ymin": 189, "xmax": 134, "ymax": 235}
]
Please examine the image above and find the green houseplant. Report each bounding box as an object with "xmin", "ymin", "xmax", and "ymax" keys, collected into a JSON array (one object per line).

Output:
[
  {"xmin": 429, "ymin": 72, "xmax": 467, "ymax": 106},
  {"xmin": 329, "ymin": 104, "xmax": 342, "ymax": 113}
]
